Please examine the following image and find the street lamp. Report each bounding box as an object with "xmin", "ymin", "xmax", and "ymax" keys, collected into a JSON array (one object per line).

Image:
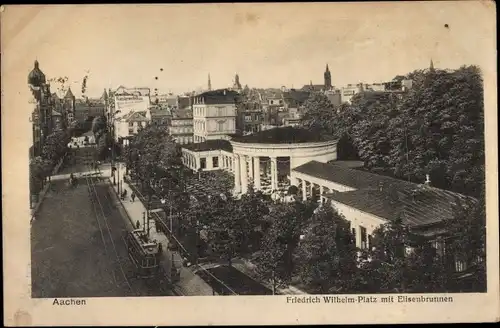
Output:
[{"xmin": 110, "ymin": 110, "xmax": 121, "ymax": 186}]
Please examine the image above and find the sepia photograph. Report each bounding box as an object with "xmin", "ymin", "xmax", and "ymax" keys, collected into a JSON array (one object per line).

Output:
[{"xmin": 2, "ymin": 2, "xmax": 498, "ymax": 326}]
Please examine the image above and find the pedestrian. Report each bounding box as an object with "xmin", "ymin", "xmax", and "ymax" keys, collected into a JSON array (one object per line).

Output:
[
  {"xmin": 131, "ymin": 192, "xmax": 136, "ymax": 202},
  {"xmin": 136, "ymin": 220, "xmax": 140, "ymax": 229},
  {"xmin": 158, "ymin": 242, "xmax": 163, "ymax": 254},
  {"xmin": 155, "ymin": 220, "xmax": 161, "ymax": 233}
]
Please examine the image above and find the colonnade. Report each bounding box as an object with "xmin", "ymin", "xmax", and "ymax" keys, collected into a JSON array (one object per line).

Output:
[
  {"xmin": 233, "ymin": 154, "xmax": 279, "ymax": 194},
  {"xmin": 290, "ymin": 176, "xmax": 332, "ymax": 202}
]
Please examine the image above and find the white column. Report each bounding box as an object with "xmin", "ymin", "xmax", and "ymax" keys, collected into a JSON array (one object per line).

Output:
[
  {"xmin": 320, "ymin": 185, "xmax": 324, "ymax": 203},
  {"xmin": 302, "ymin": 179, "xmax": 307, "ymax": 201},
  {"xmin": 355, "ymin": 225, "xmax": 362, "ymax": 248},
  {"xmin": 234, "ymin": 155, "xmax": 241, "ymax": 193},
  {"xmin": 253, "ymin": 156, "xmax": 261, "ymax": 190},
  {"xmin": 270, "ymin": 156, "xmax": 278, "ymax": 191},
  {"xmin": 248, "ymin": 156, "xmax": 254, "ymax": 181},
  {"xmin": 196, "ymin": 156, "xmax": 201, "ymax": 171},
  {"xmin": 240, "ymin": 155, "xmax": 248, "ymax": 194}
]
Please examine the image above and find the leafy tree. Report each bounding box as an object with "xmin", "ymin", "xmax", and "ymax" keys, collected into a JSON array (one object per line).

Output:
[
  {"xmin": 358, "ymin": 215, "xmax": 450, "ymax": 293},
  {"xmin": 443, "ymin": 188, "xmax": 486, "ymax": 291},
  {"xmin": 294, "ymin": 203, "xmax": 358, "ymax": 293},
  {"xmin": 387, "ymin": 66, "xmax": 484, "ymax": 196},
  {"xmin": 301, "ymin": 92, "xmax": 338, "ymax": 139},
  {"xmin": 29, "ymin": 156, "xmax": 53, "ymax": 193},
  {"xmin": 41, "ymin": 130, "xmax": 70, "ymax": 164},
  {"xmin": 129, "ymin": 124, "xmax": 182, "ymax": 187},
  {"xmin": 254, "ymin": 201, "xmax": 313, "ymax": 293}
]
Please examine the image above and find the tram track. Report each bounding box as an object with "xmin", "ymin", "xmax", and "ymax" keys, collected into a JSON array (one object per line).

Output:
[
  {"xmin": 82, "ymin": 165, "xmax": 177, "ymax": 296},
  {"xmin": 84, "ymin": 171, "xmax": 136, "ymax": 295},
  {"xmin": 98, "ymin": 177, "xmax": 179, "ymax": 296}
]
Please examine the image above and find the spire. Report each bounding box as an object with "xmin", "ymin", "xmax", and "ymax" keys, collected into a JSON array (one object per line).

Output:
[
  {"xmin": 65, "ymin": 87, "xmax": 74, "ymax": 99},
  {"xmin": 430, "ymin": 59, "xmax": 435, "ymax": 72},
  {"xmin": 324, "ymin": 63, "xmax": 332, "ymax": 90},
  {"xmin": 208, "ymin": 74, "xmax": 212, "ymax": 91}
]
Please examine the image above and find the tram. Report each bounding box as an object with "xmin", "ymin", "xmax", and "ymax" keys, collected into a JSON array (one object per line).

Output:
[{"xmin": 125, "ymin": 229, "xmax": 161, "ymax": 278}]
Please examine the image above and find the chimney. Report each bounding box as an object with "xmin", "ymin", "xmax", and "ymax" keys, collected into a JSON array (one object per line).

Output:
[{"xmin": 424, "ymin": 174, "xmax": 431, "ymax": 186}]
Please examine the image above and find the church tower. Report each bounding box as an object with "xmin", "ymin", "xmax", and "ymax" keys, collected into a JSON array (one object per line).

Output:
[
  {"xmin": 208, "ymin": 74, "xmax": 212, "ymax": 91},
  {"xmin": 324, "ymin": 64, "xmax": 332, "ymax": 90},
  {"xmin": 429, "ymin": 59, "xmax": 435, "ymax": 72}
]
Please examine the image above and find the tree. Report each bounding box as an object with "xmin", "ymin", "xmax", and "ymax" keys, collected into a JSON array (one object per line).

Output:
[
  {"xmin": 358, "ymin": 214, "xmax": 449, "ymax": 293},
  {"xmin": 41, "ymin": 130, "xmax": 70, "ymax": 165},
  {"xmin": 294, "ymin": 203, "xmax": 358, "ymax": 293},
  {"xmin": 129, "ymin": 124, "xmax": 182, "ymax": 187},
  {"xmin": 233, "ymin": 188, "xmax": 271, "ymax": 253},
  {"xmin": 444, "ymin": 189, "xmax": 486, "ymax": 291},
  {"xmin": 386, "ymin": 66, "xmax": 484, "ymax": 196},
  {"xmin": 254, "ymin": 201, "xmax": 312, "ymax": 293},
  {"xmin": 29, "ymin": 156, "xmax": 53, "ymax": 193},
  {"xmin": 300, "ymin": 92, "xmax": 339, "ymax": 139}
]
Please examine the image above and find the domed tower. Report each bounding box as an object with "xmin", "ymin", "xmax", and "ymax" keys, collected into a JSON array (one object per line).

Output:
[
  {"xmin": 324, "ymin": 64, "xmax": 332, "ymax": 90},
  {"xmin": 28, "ymin": 60, "xmax": 46, "ymax": 88}
]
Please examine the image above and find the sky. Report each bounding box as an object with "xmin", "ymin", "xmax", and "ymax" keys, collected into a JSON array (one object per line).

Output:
[{"xmin": 2, "ymin": 2, "xmax": 496, "ymax": 100}]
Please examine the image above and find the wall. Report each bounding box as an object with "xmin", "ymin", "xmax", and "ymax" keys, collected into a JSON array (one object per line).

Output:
[
  {"xmin": 114, "ymin": 95, "xmax": 150, "ymax": 116},
  {"xmin": 330, "ymin": 200, "xmax": 388, "ymax": 249}
]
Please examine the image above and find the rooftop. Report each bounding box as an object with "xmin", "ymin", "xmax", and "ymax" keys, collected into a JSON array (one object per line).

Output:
[
  {"xmin": 231, "ymin": 126, "xmax": 333, "ymax": 144},
  {"xmin": 172, "ymin": 108, "xmax": 193, "ymax": 119},
  {"xmin": 195, "ymin": 89, "xmax": 239, "ymax": 105},
  {"xmin": 293, "ymin": 160, "xmax": 474, "ymax": 228},
  {"xmin": 183, "ymin": 139, "xmax": 233, "ymax": 153}
]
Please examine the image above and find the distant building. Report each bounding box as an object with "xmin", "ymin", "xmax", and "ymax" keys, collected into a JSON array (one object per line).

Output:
[
  {"xmin": 113, "ymin": 85, "xmax": 151, "ymax": 118},
  {"xmin": 192, "ymin": 89, "xmax": 238, "ymax": 143},
  {"xmin": 114, "ymin": 110, "xmax": 151, "ymax": 143},
  {"xmin": 170, "ymin": 107, "xmax": 194, "ymax": 145},
  {"xmin": 237, "ymin": 102, "xmax": 263, "ymax": 135},
  {"xmin": 28, "ymin": 60, "xmax": 68, "ymax": 157}
]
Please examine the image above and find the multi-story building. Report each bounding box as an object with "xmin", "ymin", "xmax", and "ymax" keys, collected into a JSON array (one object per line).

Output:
[
  {"xmin": 28, "ymin": 60, "xmax": 67, "ymax": 158},
  {"xmin": 192, "ymin": 89, "xmax": 238, "ymax": 143},
  {"xmin": 113, "ymin": 86, "xmax": 151, "ymax": 118},
  {"xmin": 114, "ymin": 110, "xmax": 151, "ymax": 142},
  {"xmin": 170, "ymin": 108, "xmax": 194, "ymax": 145}
]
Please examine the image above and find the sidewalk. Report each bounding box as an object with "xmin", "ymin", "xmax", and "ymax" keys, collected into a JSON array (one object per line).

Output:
[{"xmin": 111, "ymin": 163, "xmax": 216, "ymax": 296}]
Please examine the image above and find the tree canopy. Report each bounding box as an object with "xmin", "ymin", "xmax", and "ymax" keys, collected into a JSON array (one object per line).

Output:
[
  {"xmin": 294, "ymin": 204, "xmax": 358, "ymax": 293},
  {"xmin": 301, "ymin": 66, "xmax": 484, "ymax": 197}
]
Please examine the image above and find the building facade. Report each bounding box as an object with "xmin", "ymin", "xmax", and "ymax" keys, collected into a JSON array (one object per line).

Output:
[
  {"xmin": 28, "ymin": 60, "xmax": 67, "ymax": 157},
  {"xmin": 170, "ymin": 108, "xmax": 194, "ymax": 145},
  {"xmin": 114, "ymin": 110, "xmax": 151, "ymax": 142},
  {"xmin": 192, "ymin": 89, "xmax": 238, "ymax": 143}
]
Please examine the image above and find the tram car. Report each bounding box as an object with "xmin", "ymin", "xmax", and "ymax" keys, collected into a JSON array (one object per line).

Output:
[{"xmin": 125, "ymin": 229, "xmax": 161, "ymax": 278}]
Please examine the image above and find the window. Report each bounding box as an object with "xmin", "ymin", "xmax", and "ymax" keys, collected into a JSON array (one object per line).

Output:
[
  {"xmin": 360, "ymin": 226, "xmax": 367, "ymax": 249},
  {"xmin": 200, "ymin": 158, "xmax": 206, "ymax": 169},
  {"xmin": 129, "ymin": 121, "xmax": 134, "ymax": 127},
  {"xmin": 212, "ymin": 157, "xmax": 219, "ymax": 168}
]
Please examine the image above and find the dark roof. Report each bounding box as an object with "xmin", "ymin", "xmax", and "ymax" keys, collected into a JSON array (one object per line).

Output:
[
  {"xmin": 301, "ymin": 84, "xmax": 325, "ymax": 91},
  {"xmin": 231, "ymin": 126, "xmax": 333, "ymax": 144},
  {"xmin": 283, "ymin": 89, "xmax": 310, "ymax": 103},
  {"xmin": 195, "ymin": 89, "xmax": 239, "ymax": 105},
  {"xmin": 183, "ymin": 139, "xmax": 233, "ymax": 153},
  {"xmin": 150, "ymin": 109, "xmax": 171, "ymax": 118},
  {"xmin": 178, "ymin": 96, "xmax": 191, "ymax": 109},
  {"xmin": 65, "ymin": 88, "xmax": 75, "ymax": 99},
  {"xmin": 172, "ymin": 108, "xmax": 192, "ymax": 119},
  {"xmin": 293, "ymin": 160, "xmax": 474, "ymax": 228}
]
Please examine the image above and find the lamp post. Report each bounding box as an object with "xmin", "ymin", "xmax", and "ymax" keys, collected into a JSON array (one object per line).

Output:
[{"xmin": 109, "ymin": 110, "xmax": 121, "ymax": 186}]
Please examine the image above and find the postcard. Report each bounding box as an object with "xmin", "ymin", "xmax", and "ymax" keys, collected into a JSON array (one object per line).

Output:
[{"xmin": 2, "ymin": 2, "xmax": 498, "ymax": 326}]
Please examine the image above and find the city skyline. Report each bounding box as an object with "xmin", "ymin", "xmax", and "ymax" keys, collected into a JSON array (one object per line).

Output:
[{"xmin": 2, "ymin": 3, "xmax": 493, "ymax": 101}]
